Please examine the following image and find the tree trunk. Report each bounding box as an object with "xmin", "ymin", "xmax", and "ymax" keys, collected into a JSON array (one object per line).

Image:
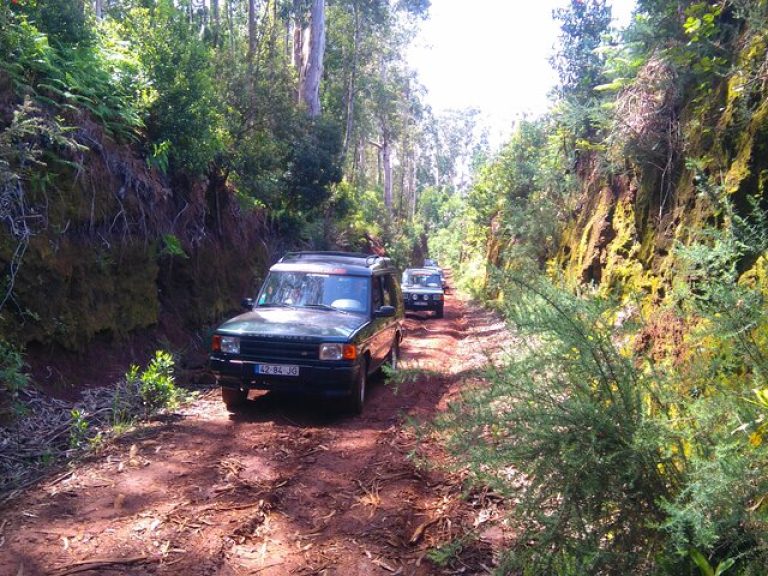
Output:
[
  {"xmin": 301, "ymin": 0, "xmax": 325, "ymax": 117},
  {"xmin": 381, "ymin": 129, "xmax": 393, "ymax": 215},
  {"xmin": 211, "ymin": 0, "xmax": 220, "ymax": 46},
  {"xmin": 285, "ymin": 17, "xmax": 292, "ymax": 63},
  {"xmin": 293, "ymin": 0, "xmax": 305, "ymax": 102},
  {"xmin": 342, "ymin": 3, "xmax": 361, "ymax": 161},
  {"xmin": 433, "ymin": 141, "xmax": 440, "ymax": 187},
  {"xmin": 93, "ymin": 0, "xmax": 103, "ymax": 20},
  {"xmin": 227, "ymin": 0, "xmax": 235, "ymax": 54},
  {"xmin": 248, "ymin": 0, "xmax": 257, "ymax": 61},
  {"xmin": 409, "ymin": 153, "xmax": 417, "ymax": 219}
]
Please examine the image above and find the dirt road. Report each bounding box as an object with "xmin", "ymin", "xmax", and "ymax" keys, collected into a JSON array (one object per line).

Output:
[{"xmin": 0, "ymin": 285, "xmax": 513, "ymax": 576}]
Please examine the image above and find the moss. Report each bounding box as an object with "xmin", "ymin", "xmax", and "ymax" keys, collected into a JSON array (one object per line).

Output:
[
  {"xmin": 0, "ymin": 237, "xmax": 160, "ymax": 350},
  {"xmin": 156, "ymin": 235, "xmax": 267, "ymax": 329},
  {"xmin": 740, "ymin": 254, "xmax": 768, "ymax": 297},
  {"xmin": 725, "ymin": 99, "xmax": 768, "ymax": 197},
  {"xmin": 553, "ymin": 179, "xmax": 616, "ymax": 289}
]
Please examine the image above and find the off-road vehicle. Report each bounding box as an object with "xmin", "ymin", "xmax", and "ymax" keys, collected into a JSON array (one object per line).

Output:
[
  {"xmin": 401, "ymin": 267, "xmax": 445, "ymax": 318},
  {"xmin": 210, "ymin": 252, "xmax": 404, "ymax": 413}
]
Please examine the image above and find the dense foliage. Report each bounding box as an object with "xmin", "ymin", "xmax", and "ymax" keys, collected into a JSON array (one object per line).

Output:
[
  {"xmin": 0, "ymin": 0, "xmax": 452, "ymax": 363},
  {"xmin": 8, "ymin": 0, "xmax": 768, "ymax": 573},
  {"xmin": 425, "ymin": 1, "xmax": 768, "ymax": 574}
]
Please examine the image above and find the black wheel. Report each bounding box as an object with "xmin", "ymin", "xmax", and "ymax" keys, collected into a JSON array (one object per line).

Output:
[
  {"xmin": 435, "ymin": 304, "xmax": 444, "ymax": 319},
  {"xmin": 349, "ymin": 361, "xmax": 367, "ymax": 414},
  {"xmin": 221, "ymin": 387, "xmax": 248, "ymax": 411}
]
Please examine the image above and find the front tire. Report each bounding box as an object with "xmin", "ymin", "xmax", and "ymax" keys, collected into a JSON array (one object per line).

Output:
[
  {"xmin": 388, "ymin": 340, "xmax": 399, "ymax": 373},
  {"xmin": 349, "ymin": 361, "xmax": 367, "ymax": 415},
  {"xmin": 221, "ymin": 387, "xmax": 248, "ymax": 411},
  {"xmin": 435, "ymin": 304, "xmax": 444, "ymax": 319}
]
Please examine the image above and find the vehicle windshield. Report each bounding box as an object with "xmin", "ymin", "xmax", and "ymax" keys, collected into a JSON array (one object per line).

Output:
[
  {"xmin": 402, "ymin": 271, "xmax": 442, "ymax": 288},
  {"xmin": 256, "ymin": 272, "xmax": 370, "ymax": 314}
]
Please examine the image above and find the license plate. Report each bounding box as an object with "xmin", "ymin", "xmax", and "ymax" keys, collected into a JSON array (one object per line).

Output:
[
  {"xmin": 256, "ymin": 363, "xmax": 300, "ymax": 376},
  {"xmin": 414, "ymin": 301, "xmax": 428, "ymax": 306}
]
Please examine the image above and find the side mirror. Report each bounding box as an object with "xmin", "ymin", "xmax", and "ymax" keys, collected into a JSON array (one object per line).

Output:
[
  {"xmin": 241, "ymin": 298, "xmax": 255, "ymax": 310},
  {"xmin": 374, "ymin": 305, "xmax": 396, "ymax": 318}
]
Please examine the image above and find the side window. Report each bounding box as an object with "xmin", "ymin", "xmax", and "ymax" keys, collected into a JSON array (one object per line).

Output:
[
  {"xmin": 371, "ymin": 276, "xmax": 383, "ymax": 310},
  {"xmin": 381, "ymin": 275, "xmax": 392, "ymax": 306},
  {"xmin": 382, "ymin": 274, "xmax": 398, "ymax": 307}
]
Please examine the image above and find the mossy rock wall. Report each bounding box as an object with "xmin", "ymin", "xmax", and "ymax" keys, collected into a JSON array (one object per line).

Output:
[
  {"xmin": 157, "ymin": 229, "xmax": 267, "ymax": 330},
  {"xmin": 551, "ymin": 32, "xmax": 768, "ymax": 310},
  {"xmin": 0, "ymin": 116, "xmax": 269, "ymax": 352},
  {"xmin": 0, "ymin": 238, "xmax": 159, "ymax": 350}
]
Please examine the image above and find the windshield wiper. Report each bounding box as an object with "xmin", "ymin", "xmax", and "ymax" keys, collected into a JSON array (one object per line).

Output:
[
  {"xmin": 301, "ymin": 303, "xmax": 337, "ymax": 311},
  {"xmin": 257, "ymin": 302, "xmax": 295, "ymax": 308}
]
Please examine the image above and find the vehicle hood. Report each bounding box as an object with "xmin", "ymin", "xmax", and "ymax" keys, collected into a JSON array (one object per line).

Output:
[{"xmin": 217, "ymin": 308, "xmax": 367, "ymax": 339}]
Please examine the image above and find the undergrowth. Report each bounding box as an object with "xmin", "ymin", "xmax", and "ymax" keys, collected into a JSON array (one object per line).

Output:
[
  {"xmin": 67, "ymin": 350, "xmax": 186, "ymax": 450},
  {"xmin": 1, "ymin": 12, "xmax": 143, "ymax": 142},
  {"xmin": 0, "ymin": 339, "xmax": 29, "ymax": 421},
  {"xmin": 430, "ymin": 229, "xmax": 768, "ymax": 575},
  {"xmin": 1, "ymin": 349, "xmax": 192, "ymax": 500}
]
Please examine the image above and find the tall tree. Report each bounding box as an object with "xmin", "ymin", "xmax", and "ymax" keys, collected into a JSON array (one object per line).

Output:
[
  {"xmin": 211, "ymin": 0, "xmax": 220, "ymax": 45},
  {"xmin": 551, "ymin": 0, "xmax": 612, "ymax": 101},
  {"xmin": 300, "ymin": 0, "xmax": 325, "ymax": 117},
  {"xmin": 248, "ymin": 0, "xmax": 257, "ymax": 60},
  {"xmin": 342, "ymin": 1, "xmax": 362, "ymax": 158}
]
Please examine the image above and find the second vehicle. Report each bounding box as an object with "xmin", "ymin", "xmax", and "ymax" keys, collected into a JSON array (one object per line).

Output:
[{"xmin": 401, "ymin": 267, "xmax": 445, "ymax": 318}]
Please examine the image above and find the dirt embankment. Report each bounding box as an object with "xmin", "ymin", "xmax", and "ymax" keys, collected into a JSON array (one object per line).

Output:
[{"xmin": 0, "ymin": 280, "xmax": 514, "ymax": 576}]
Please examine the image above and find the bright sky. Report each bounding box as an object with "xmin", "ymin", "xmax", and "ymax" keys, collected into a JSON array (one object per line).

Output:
[{"xmin": 408, "ymin": 0, "xmax": 636, "ymax": 142}]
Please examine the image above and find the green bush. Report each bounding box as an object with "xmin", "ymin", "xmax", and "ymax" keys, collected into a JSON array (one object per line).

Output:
[
  {"xmin": 126, "ymin": 350, "xmax": 180, "ymax": 417},
  {"xmin": 0, "ymin": 340, "xmax": 29, "ymax": 419},
  {"xmin": 433, "ymin": 273, "xmax": 672, "ymax": 575},
  {"xmin": 68, "ymin": 408, "xmax": 89, "ymax": 449},
  {"xmin": 121, "ymin": 3, "xmax": 224, "ymax": 175},
  {"xmin": 0, "ymin": 12, "xmax": 143, "ymax": 142},
  {"xmin": 661, "ymin": 194, "xmax": 768, "ymax": 572},
  {"xmin": 432, "ymin": 254, "xmax": 768, "ymax": 574}
]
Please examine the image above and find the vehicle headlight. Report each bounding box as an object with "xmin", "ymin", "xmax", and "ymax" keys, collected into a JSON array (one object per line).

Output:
[
  {"xmin": 220, "ymin": 336, "xmax": 240, "ymax": 354},
  {"xmin": 319, "ymin": 343, "xmax": 357, "ymax": 360},
  {"xmin": 434, "ymin": 294, "xmax": 443, "ymax": 301}
]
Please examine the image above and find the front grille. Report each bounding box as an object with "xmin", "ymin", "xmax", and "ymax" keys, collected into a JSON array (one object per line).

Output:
[
  {"xmin": 405, "ymin": 293, "xmax": 439, "ymax": 301},
  {"xmin": 239, "ymin": 338, "xmax": 319, "ymax": 362}
]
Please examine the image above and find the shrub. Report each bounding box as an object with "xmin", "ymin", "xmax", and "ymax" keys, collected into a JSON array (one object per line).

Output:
[
  {"xmin": 121, "ymin": 3, "xmax": 224, "ymax": 175},
  {"xmin": 431, "ymin": 217, "xmax": 768, "ymax": 574},
  {"xmin": 125, "ymin": 350, "xmax": 180, "ymax": 418},
  {"xmin": 68, "ymin": 408, "xmax": 89, "ymax": 449},
  {"xmin": 433, "ymin": 273, "xmax": 672, "ymax": 574},
  {"xmin": 661, "ymin": 193, "xmax": 768, "ymax": 572},
  {"xmin": 0, "ymin": 340, "xmax": 29, "ymax": 420}
]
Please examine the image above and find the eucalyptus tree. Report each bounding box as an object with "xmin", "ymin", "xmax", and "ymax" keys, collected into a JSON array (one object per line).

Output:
[
  {"xmin": 323, "ymin": 0, "xmax": 428, "ymax": 216},
  {"xmin": 301, "ymin": 0, "xmax": 325, "ymax": 117},
  {"xmin": 551, "ymin": 0, "xmax": 612, "ymax": 101}
]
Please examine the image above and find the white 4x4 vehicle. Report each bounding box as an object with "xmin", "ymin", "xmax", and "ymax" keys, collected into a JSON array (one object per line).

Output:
[{"xmin": 401, "ymin": 268, "xmax": 444, "ymax": 318}]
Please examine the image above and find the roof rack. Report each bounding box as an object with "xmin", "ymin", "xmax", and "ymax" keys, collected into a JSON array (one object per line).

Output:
[{"xmin": 279, "ymin": 251, "xmax": 384, "ymax": 263}]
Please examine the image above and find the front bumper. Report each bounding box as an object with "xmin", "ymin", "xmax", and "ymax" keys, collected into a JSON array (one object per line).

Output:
[
  {"xmin": 210, "ymin": 357, "xmax": 358, "ymax": 397},
  {"xmin": 404, "ymin": 299, "xmax": 442, "ymax": 311}
]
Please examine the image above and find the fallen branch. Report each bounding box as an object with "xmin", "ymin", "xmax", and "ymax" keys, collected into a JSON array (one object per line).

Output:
[
  {"xmin": 51, "ymin": 555, "xmax": 151, "ymax": 576},
  {"xmin": 408, "ymin": 516, "xmax": 441, "ymax": 545}
]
